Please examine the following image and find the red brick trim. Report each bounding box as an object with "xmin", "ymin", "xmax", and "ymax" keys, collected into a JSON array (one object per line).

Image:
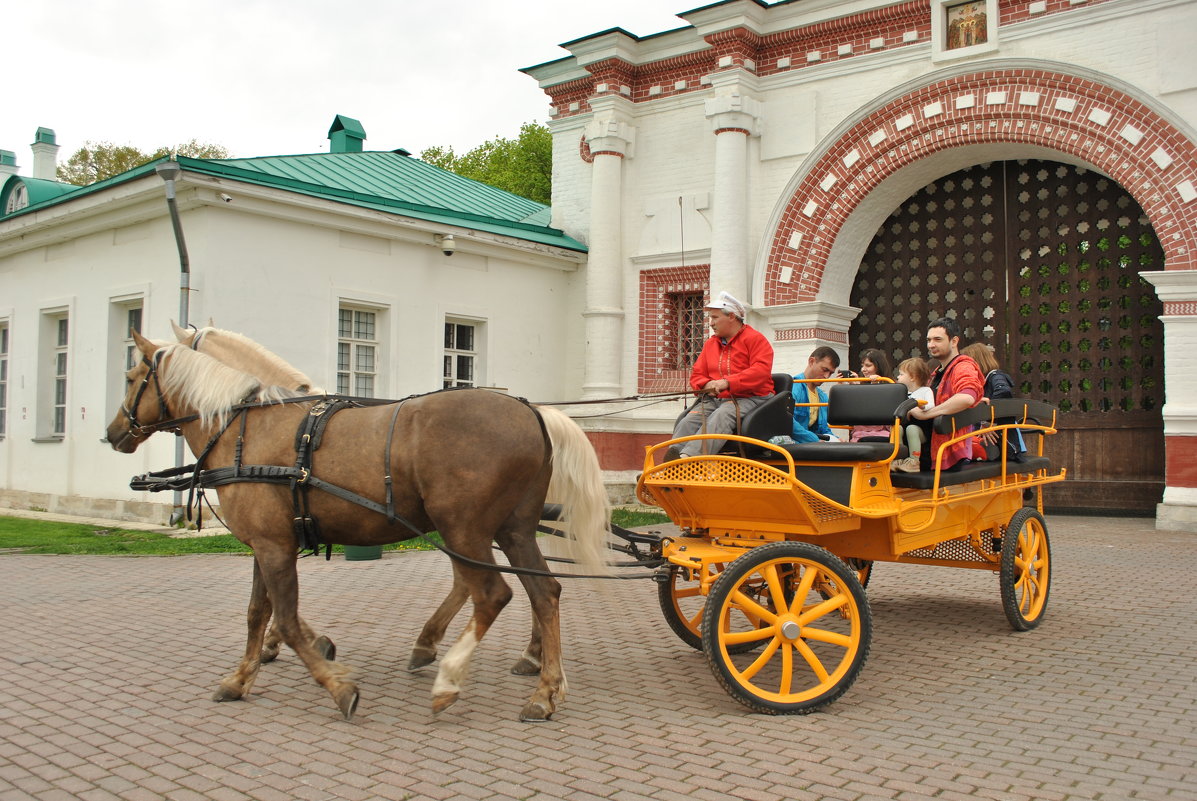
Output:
[
  {"xmin": 1163, "ymin": 301, "xmax": 1197, "ymax": 316},
  {"xmin": 764, "ymin": 67, "xmax": 1197, "ymax": 305},
  {"xmin": 586, "ymin": 431, "xmax": 669, "ymax": 472},
  {"xmin": 713, "ymin": 127, "xmax": 751, "ymax": 136},
  {"xmin": 541, "ymin": 1, "xmax": 1116, "ymax": 115},
  {"xmin": 1166, "ymin": 436, "xmax": 1197, "ymax": 488},
  {"xmin": 638, "ymin": 264, "xmax": 710, "ymax": 393},
  {"xmin": 590, "ymin": 150, "xmax": 625, "ymax": 159}
]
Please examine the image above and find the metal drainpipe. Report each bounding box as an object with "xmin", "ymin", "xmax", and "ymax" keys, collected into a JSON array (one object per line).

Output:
[{"xmin": 155, "ymin": 160, "xmax": 190, "ymax": 526}]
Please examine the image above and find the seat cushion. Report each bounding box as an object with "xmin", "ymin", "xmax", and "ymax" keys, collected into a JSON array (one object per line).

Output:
[
  {"xmin": 776, "ymin": 441, "xmax": 896, "ymax": 463},
  {"xmin": 889, "ymin": 456, "xmax": 1052, "ymax": 489}
]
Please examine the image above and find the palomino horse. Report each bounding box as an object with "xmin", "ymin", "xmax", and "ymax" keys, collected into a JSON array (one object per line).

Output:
[
  {"xmin": 172, "ymin": 324, "xmax": 546, "ymax": 675},
  {"xmin": 108, "ymin": 332, "xmax": 611, "ymax": 721}
]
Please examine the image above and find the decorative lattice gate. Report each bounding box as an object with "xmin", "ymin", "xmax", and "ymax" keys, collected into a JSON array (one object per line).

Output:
[{"xmin": 849, "ymin": 160, "xmax": 1164, "ymax": 513}]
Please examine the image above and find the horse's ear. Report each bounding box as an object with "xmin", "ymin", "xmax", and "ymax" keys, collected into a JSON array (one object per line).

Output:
[
  {"xmin": 171, "ymin": 320, "xmax": 193, "ymax": 343},
  {"xmin": 207, "ymin": 317, "xmax": 215, "ymax": 328},
  {"xmin": 132, "ymin": 329, "xmax": 159, "ymax": 358}
]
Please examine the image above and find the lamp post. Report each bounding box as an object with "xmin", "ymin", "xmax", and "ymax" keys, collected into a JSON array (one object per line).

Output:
[{"xmin": 155, "ymin": 160, "xmax": 190, "ymax": 525}]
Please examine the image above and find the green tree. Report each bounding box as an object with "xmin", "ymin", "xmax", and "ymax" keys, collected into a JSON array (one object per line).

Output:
[
  {"xmin": 57, "ymin": 139, "xmax": 230, "ymax": 185},
  {"xmin": 420, "ymin": 122, "xmax": 551, "ymax": 205}
]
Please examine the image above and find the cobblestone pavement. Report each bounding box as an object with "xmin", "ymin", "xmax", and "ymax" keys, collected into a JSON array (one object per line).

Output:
[{"xmin": 0, "ymin": 515, "xmax": 1194, "ymax": 801}]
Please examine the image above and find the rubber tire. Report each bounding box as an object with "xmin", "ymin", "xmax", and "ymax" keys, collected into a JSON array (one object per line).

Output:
[
  {"xmin": 1000, "ymin": 508, "xmax": 1051, "ymax": 631},
  {"xmin": 657, "ymin": 564, "xmax": 708, "ymax": 651},
  {"xmin": 844, "ymin": 558, "xmax": 873, "ymax": 589},
  {"xmin": 658, "ymin": 563, "xmax": 763, "ymax": 654},
  {"xmin": 702, "ymin": 541, "xmax": 871, "ymax": 715}
]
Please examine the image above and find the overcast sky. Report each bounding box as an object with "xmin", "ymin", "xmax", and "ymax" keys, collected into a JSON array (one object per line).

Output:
[{"xmin": 4, "ymin": 0, "xmax": 695, "ymax": 169}]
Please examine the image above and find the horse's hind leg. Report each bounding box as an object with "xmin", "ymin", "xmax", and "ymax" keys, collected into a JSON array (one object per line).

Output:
[
  {"xmin": 510, "ymin": 615, "xmax": 543, "ymax": 676},
  {"xmin": 501, "ymin": 537, "xmax": 565, "ymax": 721},
  {"xmin": 408, "ymin": 566, "xmax": 470, "ymax": 670},
  {"xmin": 213, "ymin": 559, "xmax": 273, "ymax": 702},
  {"xmin": 429, "ymin": 561, "xmax": 513, "ymax": 715}
]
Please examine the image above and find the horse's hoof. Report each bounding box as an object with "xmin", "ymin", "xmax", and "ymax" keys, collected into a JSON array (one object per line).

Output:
[
  {"xmin": 407, "ymin": 647, "xmax": 436, "ymax": 671},
  {"xmin": 212, "ymin": 682, "xmax": 244, "ymax": 702},
  {"xmin": 260, "ymin": 645, "xmax": 280, "ymax": 663},
  {"xmin": 510, "ymin": 657, "xmax": 541, "ymax": 676},
  {"xmin": 314, "ymin": 636, "xmax": 336, "ymax": 662},
  {"xmin": 431, "ymin": 691, "xmax": 459, "ymax": 714},
  {"xmin": 334, "ymin": 684, "xmax": 359, "ymax": 720},
  {"xmin": 519, "ymin": 701, "xmax": 553, "ymax": 722}
]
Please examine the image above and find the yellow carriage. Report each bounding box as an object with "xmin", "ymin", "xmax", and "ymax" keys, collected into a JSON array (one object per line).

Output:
[{"xmin": 635, "ymin": 379, "xmax": 1065, "ymax": 714}]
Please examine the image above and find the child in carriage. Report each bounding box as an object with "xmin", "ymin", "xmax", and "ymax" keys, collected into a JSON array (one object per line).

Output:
[{"xmin": 891, "ymin": 357, "xmax": 934, "ymax": 472}]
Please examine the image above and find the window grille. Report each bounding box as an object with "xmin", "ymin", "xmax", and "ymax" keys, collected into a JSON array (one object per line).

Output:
[
  {"xmin": 337, "ymin": 307, "xmax": 377, "ymax": 397},
  {"xmin": 668, "ymin": 292, "xmax": 706, "ymax": 370},
  {"xmin": 444, "ymin": 321, "xmax": 477, "ymax": 388}
]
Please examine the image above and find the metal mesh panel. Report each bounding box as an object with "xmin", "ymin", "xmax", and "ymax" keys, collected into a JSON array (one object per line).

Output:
[
  {"xmin": 903, "ymin": 534, "xmax": 993, "ymax": 564},
  {"xmin": 850, "ymin": 159, "xmax": 1163, "ymax": 414}
]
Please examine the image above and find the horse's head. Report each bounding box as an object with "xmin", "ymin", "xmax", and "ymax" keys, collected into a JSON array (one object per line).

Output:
[{"xmin": 106, "ymin": 330, "xmax": 172, "ymax": 453}]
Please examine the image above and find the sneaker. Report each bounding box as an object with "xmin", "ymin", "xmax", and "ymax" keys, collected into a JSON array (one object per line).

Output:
[{"xmin": 892, "ymin": 456, "xmax": 921, "ymax": 473}]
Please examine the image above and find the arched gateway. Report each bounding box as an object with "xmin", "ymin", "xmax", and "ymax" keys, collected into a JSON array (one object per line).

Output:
[{"xmin": 759, "ymin": 63, "xmax": 1197, "ymax": 516}]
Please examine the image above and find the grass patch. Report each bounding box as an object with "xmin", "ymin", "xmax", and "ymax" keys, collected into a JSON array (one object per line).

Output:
[
  {"xmin": 611, "ymin": 507, "xmax": 671, "ymax": 529},
  {"xmin": 0, "ymin": 509, "xmax": 670, "ymax": 556}
]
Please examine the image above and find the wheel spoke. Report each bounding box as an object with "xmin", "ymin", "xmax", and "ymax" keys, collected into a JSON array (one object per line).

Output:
[
  {"xmin": 801, "ymin": 627, "xmax": 853, "ymax": 648},
  {"xmin": 737, "ymin": 635, "xmax": 782, "ymax": 681},
  {"xmin": 798, "ymin": 591, "xmax": 849, "ymax": 625},
  {"xmin": 779, "ymin": 642, "xmax": 794, "ymax": 695},
  {"xmin": 793, "ymin": 637, "xmax": 831, "ymax": 682},
  {"xmin": 730, "ymin": 586, "xmax": 779, "ymax": 625},
  {"xmin": 723, "ymin": 625, "xmax": 777, "ymax": 646},
  {"xmin": 763, "ymin": 564, "xmax": 791, "ymax": 615}
]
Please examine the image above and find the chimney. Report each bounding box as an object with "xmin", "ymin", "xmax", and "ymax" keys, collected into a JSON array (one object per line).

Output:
[
  {"xmin": 327, "ymin": 115, "xmax": 366, "ymax": 153},
  {"xmin": 31, "ymin": 127, "xmax": 59, "ymax": 180},
  {"xmin": 0, "ymin": 150, "xmax": 17, "ymax": 179}
]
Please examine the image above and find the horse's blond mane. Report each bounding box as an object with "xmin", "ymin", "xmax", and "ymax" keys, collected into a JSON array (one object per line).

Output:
[
  {"xmin": 189, "ymin": 326, "xmax": 321, "ymax": 393},
  {"xmin": 157, "ymin": 344, "xmax": 296, "ymax": 428}
]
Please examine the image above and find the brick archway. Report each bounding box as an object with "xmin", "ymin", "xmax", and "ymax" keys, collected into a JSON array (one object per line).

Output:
[{"xmin": 761, "ymin": 61, "xmax": 1197, "ymax": 304}]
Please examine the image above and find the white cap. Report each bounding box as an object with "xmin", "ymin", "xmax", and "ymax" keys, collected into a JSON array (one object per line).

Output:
[{"xmin": 704, "ymin": 291, "xmax": 746, "ymax": 320}]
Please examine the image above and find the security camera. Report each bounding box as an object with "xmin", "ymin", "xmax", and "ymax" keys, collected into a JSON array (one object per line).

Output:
[
  {"xmin": 440, "ymin": 234, "xmax": 455, "ymax": 256},
  {"xmin": 219, "ymin": 193, "xmax": 232, "ymax": 203}
]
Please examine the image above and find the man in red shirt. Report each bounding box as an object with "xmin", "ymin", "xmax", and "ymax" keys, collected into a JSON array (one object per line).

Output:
[
  {"xmin": 670, "ymin": 291, "xmax": 775, "ymax": 458},
  {"xmin": 907, "ymin": 316, "xmax": 985, "ymax": 471}
]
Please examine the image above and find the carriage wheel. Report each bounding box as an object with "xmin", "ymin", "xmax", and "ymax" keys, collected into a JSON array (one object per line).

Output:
[
  {"xmin": 844, "ymin": 558, "xmax": 873, "ymax": 589},
  {"xmin": 658, "ymin": 563, "xmax": 762, "ymax": 654},
  {"xmin": 999, "ymin": 508, "xmax": 1051, "ymax": 631},
  {"xmin": 702, "ymin": 542, "xmax": 871, "ymax": 715}
]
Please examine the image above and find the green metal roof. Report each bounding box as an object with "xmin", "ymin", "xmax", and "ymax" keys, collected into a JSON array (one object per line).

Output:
[
  {"xmin": 1, "ymin": 150, "xmax": 585, "ymax": 253},
  {"xmin": 0, "ymin": 174, "xmax": 82, "ymax": 214}
]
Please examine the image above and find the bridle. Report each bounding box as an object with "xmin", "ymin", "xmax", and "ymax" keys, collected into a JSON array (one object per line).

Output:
[{"xmin": 121, "ymin": 349, "xmax": 177, "ymax": 438}]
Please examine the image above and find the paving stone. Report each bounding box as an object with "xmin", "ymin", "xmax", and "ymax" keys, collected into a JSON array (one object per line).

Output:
[{"xmin": 0, "ymin": 514, "xmax": 1193, "ymax": 800}]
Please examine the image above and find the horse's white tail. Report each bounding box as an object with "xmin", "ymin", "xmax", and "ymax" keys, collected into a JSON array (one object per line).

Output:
[{"xmin": 537, "ymin": 405, "xmax": 613, "ymax": 577}]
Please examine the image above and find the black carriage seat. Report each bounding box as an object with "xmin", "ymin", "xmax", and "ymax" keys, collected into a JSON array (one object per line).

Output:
[
  {"xmin": 772, "ymin": 382, "xmax": 912, "ymax": 463},
  {"xmin": 888, "ymin": 397, "xmax": 1057, "ymax": 489},
  {"xmin": 670, "ymin": 374, "xmax": 796, "ymax": 456}
]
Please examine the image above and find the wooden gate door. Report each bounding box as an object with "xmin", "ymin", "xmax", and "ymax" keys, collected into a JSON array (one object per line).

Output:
[{"xmin": 849, "ymin": 160, "xmax": 1164, "ymax": 514}]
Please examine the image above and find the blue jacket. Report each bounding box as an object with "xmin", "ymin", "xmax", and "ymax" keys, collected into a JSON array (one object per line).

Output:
[{"xmin": 791, "ymin": 382, "xmax": 832, "ymax": 443}]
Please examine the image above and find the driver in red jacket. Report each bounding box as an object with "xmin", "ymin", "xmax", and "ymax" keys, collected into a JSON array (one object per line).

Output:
[{"xmin": 670, "ymin": 291, "xmax": 775, "ymax": 458}]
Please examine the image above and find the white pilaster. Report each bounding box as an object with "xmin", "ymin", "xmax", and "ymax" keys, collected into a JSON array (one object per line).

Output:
[
  {"xmin": 705, "ymin": 90, "xmax": 761, "ymax": 304},
  {"xmin": 1142, "ymin": 269, "xmax": 1197, "ymax": 531},
  {"xmin": 582, "ymin": 100, "xmax": 636, "ymax": 399},
  {"xmin": 756, "ymin": 301, "xmax": 861, "ymax": 371}
]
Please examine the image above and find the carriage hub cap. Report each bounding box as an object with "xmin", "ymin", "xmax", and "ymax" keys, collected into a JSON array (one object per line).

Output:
[{"xmin": 780, "ymin": 620, "xmax": 801, "ymax": 640}]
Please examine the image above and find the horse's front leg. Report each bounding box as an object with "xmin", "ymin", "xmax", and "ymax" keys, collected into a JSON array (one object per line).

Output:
[
  {"xmin": 213, "ymin": 558, "xmax": 273, "ymax": 702},
  {"xmin": 262, "ymin": 616, "xmax": 336, "ymax": 663},
  {"xmin": 253, "ymin": 546, "xmax": 359, "ymax": 720}
]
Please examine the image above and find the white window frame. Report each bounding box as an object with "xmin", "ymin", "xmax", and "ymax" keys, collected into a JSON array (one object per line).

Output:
[
  {"xmin": 337, "ymin": 303, "xmax": 383, "ymax": 398},
  {"xmin": 0, "ymin": 320, "xmax": 9, "ymax": 439},
  {"xmin": 37, "ymin": 308, "xmax": 70, "ymax": 440},
  {"xmin": 443, "ymin": 317, "xmax": 485, "ymax": 389},
  {"xmin": 107, "ymin": 296, "xmax": 145, "ymax": 423}
]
